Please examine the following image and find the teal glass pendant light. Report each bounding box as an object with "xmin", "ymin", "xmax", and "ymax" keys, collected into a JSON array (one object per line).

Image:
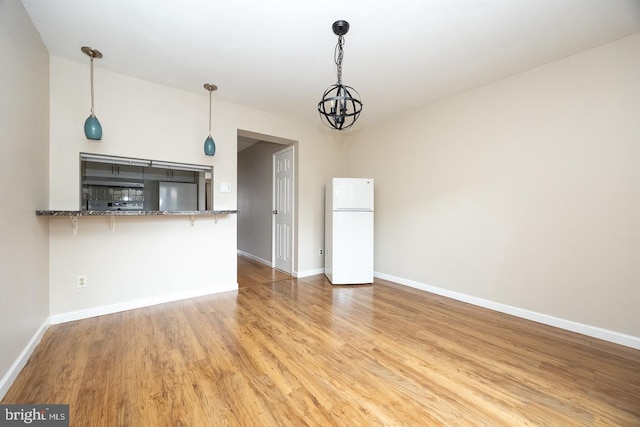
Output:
[
  {"xmin": 81, "ymin": 46, "xmax": 103, "ymax": 140},
  {"xmin": 317, "ymin": 20, "xmax": 363, "ymax": 130},
  {"xmin": 203, "ymin": 83, "xmax": 217, "ymax": 156}
]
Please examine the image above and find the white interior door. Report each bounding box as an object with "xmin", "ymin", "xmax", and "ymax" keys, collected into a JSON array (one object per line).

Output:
[{"xmin": 273, "ymin": 146, "xmax": 294, "ymax": 274}]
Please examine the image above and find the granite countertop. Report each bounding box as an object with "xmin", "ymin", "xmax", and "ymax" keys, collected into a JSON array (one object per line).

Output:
[{"xmin": 36, "ymin": 210, "xmax": 238, "ymax": 216}]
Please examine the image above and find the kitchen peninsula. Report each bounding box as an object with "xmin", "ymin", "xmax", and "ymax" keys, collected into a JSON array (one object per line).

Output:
[
  {"xmin": 36, "ymin": 208, "xmax": 237, "ymax": 233},
  {"xmin": 36, "ymin": 209, "xmax": 237, "ymax": 216}
]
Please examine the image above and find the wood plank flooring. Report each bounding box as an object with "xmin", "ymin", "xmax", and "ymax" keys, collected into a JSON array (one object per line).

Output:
[
  {"xmin": 3, "ymin": 255, "xmax": 640, "ymax": 426},
  {"xmin": 237, "ymin": 255, "xmax": 292, "ymax": 288}
]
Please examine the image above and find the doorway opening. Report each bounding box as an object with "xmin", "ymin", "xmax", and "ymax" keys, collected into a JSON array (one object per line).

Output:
[{"xmin": 237, "ymin": 129, "xmax": 297, "ymax": 276}]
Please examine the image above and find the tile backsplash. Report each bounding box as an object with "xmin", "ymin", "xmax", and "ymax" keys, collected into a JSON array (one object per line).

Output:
[
  {"xmin": 81, "ymin": 181, "xmax": 163, "ymax": 211},
  {"xmin": 82, "ymin": 186, "xmax": 144, "ymax": 203}
]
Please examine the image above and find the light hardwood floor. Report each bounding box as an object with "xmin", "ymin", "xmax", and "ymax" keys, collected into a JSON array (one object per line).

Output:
[
  {"xmin": 237, "ymin": 255, "xmax": 292, "ymax": 288},
  {"xmin": 3, "ymin": 255, "xmax": 639, "ymax": 426}
]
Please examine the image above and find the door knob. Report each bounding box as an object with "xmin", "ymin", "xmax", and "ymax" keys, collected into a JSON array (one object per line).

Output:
[{"xmin": 273, "ymin": 210, "xmax": 278, "ymax": 214}]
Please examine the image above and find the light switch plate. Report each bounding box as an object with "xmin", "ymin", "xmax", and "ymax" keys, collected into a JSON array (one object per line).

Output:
[{"xmin": 220, "ymin": 183, "xmax": 231, "ymax": 193}]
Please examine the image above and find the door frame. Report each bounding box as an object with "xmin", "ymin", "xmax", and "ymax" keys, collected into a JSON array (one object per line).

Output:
[{"xmin": 272, "ymin": 144, "xmax": 295, "ymax": 274}]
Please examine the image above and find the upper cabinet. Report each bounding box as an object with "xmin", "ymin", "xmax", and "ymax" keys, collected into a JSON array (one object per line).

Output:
[
  {"xmin": 143, "ymin": 167, "xmax": 195, "ymax": 183},
  {"xmin": 84, "ymin": 161, "xmax": 144, "ymax": 180}
]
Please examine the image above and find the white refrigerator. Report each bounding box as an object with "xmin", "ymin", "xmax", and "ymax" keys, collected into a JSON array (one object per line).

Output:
[
  {"xmin": 325, "ymin": 178, "xmax": 374, "ymax": 285},
  {"xmin": 159, "ymin": 182, "xmax": 197, "ymax": 211}
]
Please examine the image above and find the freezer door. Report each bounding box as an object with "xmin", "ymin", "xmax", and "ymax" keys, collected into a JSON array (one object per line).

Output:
[
  {"xmin": 333, "ymin": 178, "xmax": 374, "ymax": 211},
  {"xmin": 330, "ymin": 211, "xmax": 374, "ymax": 284}
]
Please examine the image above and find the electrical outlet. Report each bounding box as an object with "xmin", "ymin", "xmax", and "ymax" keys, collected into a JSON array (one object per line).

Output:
[
  {"xmin": 77, "ymin": 275, "xmax": 87, "ymax": 289},
  {"xmin": 319, "ymin": 248, "xmax": 324, "ymax": 256}
]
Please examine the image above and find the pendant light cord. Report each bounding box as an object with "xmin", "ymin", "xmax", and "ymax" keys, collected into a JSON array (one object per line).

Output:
[
  {"xmin": 208, "ymin": 89, "xmax": 212, "ymax": 136},
  {"xmin": 90, "ymin": 55, "xmax": 95, "ymax": 115}
]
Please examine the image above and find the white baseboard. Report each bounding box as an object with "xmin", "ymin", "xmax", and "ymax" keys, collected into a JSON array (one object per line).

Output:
[
  {"xmin": 375, "ymin": 272, "xmax": 640, "ymax": 350},
  {"xmin": 296, "ymin": 268, "xmax": 325, "ymax": 278},
  {"xmin": 50, "ymin": 283, "xmax": 238, "ymax": 325},
  {"xmin": 237, "ymin": 250, "xmax": 272, "ymax": 267},
  {"xmin": 0, "ymin": 317, "xmax": 50, "ymax": 400}
]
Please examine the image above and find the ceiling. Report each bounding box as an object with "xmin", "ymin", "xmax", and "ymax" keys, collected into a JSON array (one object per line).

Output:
[{"xmin": 21, "ymin": 0, "xmax": 640, "ymax": 131}]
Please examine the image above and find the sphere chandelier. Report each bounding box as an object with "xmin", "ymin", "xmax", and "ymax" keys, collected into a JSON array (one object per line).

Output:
[{"xmin": 317, "ymin": 20, "xmax": 363, "ymax": 131}]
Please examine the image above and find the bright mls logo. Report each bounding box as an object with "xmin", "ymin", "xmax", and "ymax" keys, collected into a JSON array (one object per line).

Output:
[{"xmin": 0, "ymin": 405, "xmax": 68, "ymax": 426}]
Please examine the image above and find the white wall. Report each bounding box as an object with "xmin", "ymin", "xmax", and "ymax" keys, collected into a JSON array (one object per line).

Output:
[
  {"xmin": 0, "ymin": 0, "xmax": 50, "ymax": 395},
  {"xmin": 238, "ymin": 142, "xmax": 286, "ymax": 263},
  {"xmin": 346, "ymin": 33, "xmax": 640, "ymax": 340},
  {"xmin": 48, "ymin": 57, "xmax": 345, "ymax": 315}
]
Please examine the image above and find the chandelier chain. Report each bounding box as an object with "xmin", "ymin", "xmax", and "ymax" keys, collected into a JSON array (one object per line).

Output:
[{"xmin": 334, "ymin": 35, "xmax": 345, "ymax": 86}]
